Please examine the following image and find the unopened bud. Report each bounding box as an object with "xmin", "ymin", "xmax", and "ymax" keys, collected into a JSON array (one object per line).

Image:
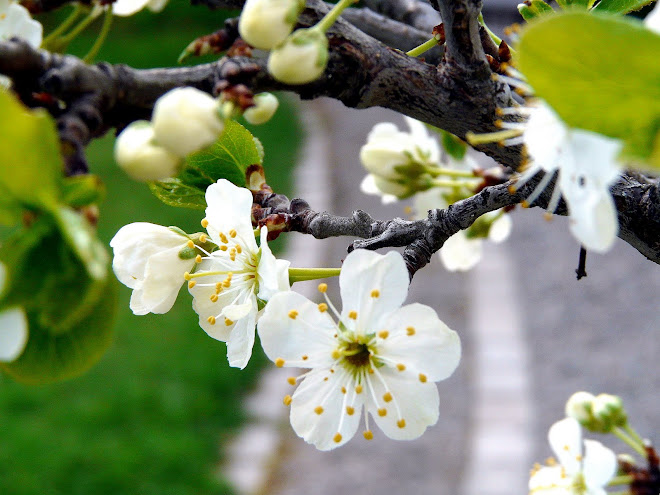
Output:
[
  {"xmin": 591, "ymin": 394, "xmax": 627, "ymax": 431},
  {"xmin": 152, "ymin": 87, "xmax": 224, "ymax": 157},
  {"xmin": 114, "ymin": 121, "xmax": 182, "ymax": 181},
  {"xmin": 238, "ymin": 0, "xmax": 305, "ymax": 50},
  {"xmin": 267, "ymin": 28, "xmax": 329, "ymax": 85},
  {"xmin": 565, "ymin": 391, "xmax": 596, "ymax": 424},
  {"xmin": 244, "ymin": 93, "xmax": 279, "ymax": 125}
]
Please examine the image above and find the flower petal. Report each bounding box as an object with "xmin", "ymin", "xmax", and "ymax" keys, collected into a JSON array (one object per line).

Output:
[
  {"xmin": 523, "ymin": 102, "xmax": 568, "ymax": 173},
  {"xmin": 112, "ymin": 0, "xmax": 152, "ymax": 16},
  {"xmin": 360, "ymin": 174, "xmax": 398, "ymax": 204},
  {"xmin": 365, "ymin": 365, "xmax": 439, "ymax": 440},
  {"xmin": 582, "ymin": 439, "xmax": 616, "ymax": 491},
  {"xmin": 256, "ymin": 226, "xmax": 290, "ymax": 301},
  {"xmin": 226, "ymin": 303, "xmax": 258, "ymax": 369},
  {"xmin": 290, "ymin": 366, "xmax": 364, "ymax": 450},
  {"xmin": 377, "ymin": 303, "xmax": 461, "ymax": 382},
  {"xmin": 439, "ymin": 231, "xmax": 483, "ymax": 272},
  {"xmin": 488, "ymin": 213, "xmax": 513, "ymax": 243},
  {"xmin": 528, "ymin": 465, "xmax": 571, "ymax": 494},
  {"xmin": 0, "ymin": 306, "xmax": 28, "ymax": 362},
  {"xmin": 257, "ymin": 291, "xmax": 338, "ymax": 369},
  {"xmin": 204, "ymin": 180, "xmax": 257, "ymax": 251},
  {"xmin": 566, "ymin": 190, "xmax": 618, "ymax": 253},
  {"xmin": 548, "ymin": 417, "xmax": 582, "ymax": 476},
  {"xmin": 339, "ymin": 250, "xmax": 409, "ymax": 335}
]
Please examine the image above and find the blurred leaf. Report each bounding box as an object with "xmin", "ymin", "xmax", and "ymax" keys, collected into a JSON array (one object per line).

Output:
[
  {"xmin": 1, "ymin": 275, "xmax": 116, "ymax": 384},
  {"xmin": 519, "ymin": 0, "xmax": 555, "ymax": 20},
  {"xmin": 592, "ymin": 0, "xmax": 654, "ymax": 14},
  {"xmin": 0, "ymin": 90, "xmax": 62, "ymax": 213},
  {"xmin": 518, "ymin": 11, "xmax": 660, "ymax": 165},
  {"xmin": 440, "ymin": 130, "xmax": 468, "ymax": 160},
  {"xmin": 148, "ymin": 178, "xmax": 207, "ymax": 210},
  {"xmin": 62, "ymin": 174, "xmax": 106, "ymax": 207}
]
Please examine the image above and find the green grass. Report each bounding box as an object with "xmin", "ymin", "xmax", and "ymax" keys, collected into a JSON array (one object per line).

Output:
[{"xmin": 0, "ymin": 4, "xmax": 302, "ymax": 494}]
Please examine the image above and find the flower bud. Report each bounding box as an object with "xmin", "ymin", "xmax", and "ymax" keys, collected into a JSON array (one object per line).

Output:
[
  {"xmin": 0, "ymin": 306, "xmax": 28, "ymax": 363},
  {"xmin": 565, "ymin": 391, "xmax": 596, "ymax": 425},
  {"xmin": 244, "ymin": 93, "xmax": 279, "ymax": 125},
  {"xmin": 152, "ymin": 87, "xmax": 224, "ymax": 157},
  {"xmin": 113, "ymin": 0, "xmax": 169, "ymax": 16},
  {"xmin": 591, "ymin": 394, "xmax": 627, "ymax": 430},
  {"xmin": 267, "ymin": 29, "xmax": 329, "ymax": 85},
  {"xmin": 114, "ymin": 121, "xmax": 182, "ymax": 181},
  {"xmin": 238, "ymin": 0, "xmax": 305, "ymax": 50}
]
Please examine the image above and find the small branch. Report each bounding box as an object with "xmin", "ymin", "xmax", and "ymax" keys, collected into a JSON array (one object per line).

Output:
[{"xmin": 575, "ymin": 247, "xmax": 587, "ymax": 280}]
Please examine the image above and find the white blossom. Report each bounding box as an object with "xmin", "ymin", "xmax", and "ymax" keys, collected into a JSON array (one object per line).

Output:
[
  {"xmin": 188, "ymin": 179, "xmax": 290, "ymax": 369},
  {"xmin": 112, "ymin": 0, "xmax": 169, "ymax": 17},
  {"xmin": 267, "ymin": 28, "xmax": 328, "ymax": 85},
  {"xmin": 257, "ymin": 249, "xmax": 461, "ymax": 450},
  {"xmin": 529, "ymin": 418, "xmax": 616, "ymax": 495},
  {"xmin": 645, "ymin": 1, "xmax": 660, "ymax": 34},
  {"xmin": 0, "ymin": 263, "xmax": 28, "ymax": 363},
  {"xmin": 110, "ymin": 223, "xmax": 196, "ymax": 315},
  {"xmin": 152, "ymin": 87, "xmax": 224, "ymax": 157},
  {"xmin": 114, "ymin": 121, "xmax": 182, "ymax": 181},
  {"xmin": 0, "ymin": 0, "xmax": 42, "ymax": 47},
  {"xmin": 238, "ymin": 0, "xmax": 305, "ymax": 50},
  {"xmin": 244, "ymin": 92, "xmax": 279, "ymax": 125}
]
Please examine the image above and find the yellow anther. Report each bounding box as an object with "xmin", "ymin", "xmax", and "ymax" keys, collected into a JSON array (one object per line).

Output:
[
  {"xmin": 201, "ymin": 218, "xmax": 209, "ymax": 228},
  {"xmin": 230, "ymin": 253, "xmax": 236, "ymax": 262},
  {"xmin": 576, "ymin": 455, "xmax": 583, "ymax": 462},
  {"xmin": 341, "ymin": 386, "xmax": 346, "ymax": 394},
  {"xmin": 223, "ymin": 279, "xmax": 231, "ymax": 288},
  {"xmin": 287, "ymin": 377, "xmax": 296, "ymax": 385},
  {"xmin": 507, "ymin": 184, "xmax": 517, "ymax": 194},
  {"xmin": 199, "ymin": 234, "xmax": 208, "ymax": 243},
  {"xmin": 318, "ymin": 303, "xmax": 328, "ymax": 312},
  {"xmin": 230, "ymin": 248, "xmax": 236, "ymax": 256},
  {"xmin": 210, "ymin": 294, "xmax": 219, "ymax": 303},
  {"xmin": 419, "ymin": 373, "xmax": 428, "ymax": 383},
  {"xmin": 563, "ymin": 445, "xmax": 570, "ymax": 451},
  {"xmin": 323, "ymin": 377, "xmax": 328, "ymax": 381},
  {"xmin": 184, "ymin": 272, "xmax": 192, "ymax": 280},
  {"xmin": 403, "ymin": 206, "xmax": 412, "ymax": 215},
  {"xmin": 370, "ymin": 289, "xmax": 380, "ymax": 298},
  {"xmin": 318, "ymin": 283, "xmax": 328, "ymax": 293},
  {"xmin": 363, "ymin": 430, "xmax": 374, "ymax": 440},
  {"xmin": 383, "ymin": 392, "xmax": 393, "ymax": 403},
  {"xmin": 225, "ymin": 318, "xmax": 234, "ymax": 326},
  {"xmin": 406, "ymin": 326, "xmax": 415, "ymax": 336},
  {"xmin": 355, "ymin": 385, "xmax": 363, "ymax": 394},
  {"xmin": 494, "ymin": 119, "xmax": 504, "ymax": 129},
  {"xmin": 207, "ymin": 316, "xmax": 216, "ymax": 325},
  {"xmin": 378, "ymin": 330, "xmax": 389, "ymax": 339},
  {"xmin": 229, "ymin": 229, "xmax": 237, "ymax": 238},
  {"xmin": 378, "ymin": 408, "xmax": 387, "ymax": 417},
  {"xmin": 275, "ymin": 358, "xmax": 285, "ymax": 368},
  {"xmin": 546, "ymin": 457, "xmax": 557, "ymax": 466},
  {"xmin": 368, "ymin": 368, "xmax": 374, "ymax": 374},
  {"xmin": 219, "ymin": 245, "xmax": 228, "ymax": 252},
  {"xmin": 397, "ymin": 419, "xmax": 406, "ymax": 429},
  {"xmin": 544, "ymin": 212, "xmax": 553, "ymax": 221},
  {"xmin": 348, "ymin": 311, "xmax": 358, "ymax": 320},
  {"xmin": 346, "ymin": 406, "xmax": 355, "ymax": 416},
  {"xmin": 195, "ymin": 254, "xmax": 202, "ymax": 263},
  {"xmin": 333, "ymin": 433, "xmax": 342, "ymax": 443},
  {"xmin": 283, "ymin": 395, "xmax": 292, "ymax": 406},
  {"xmin": 495, "ymin": 108, "xmax": 504, "ymax": 116},
  {"xmin": 236, "ymin": 245, "xmax": 242, "ymax": 254},
  {"xmin": 187, "ymin": 240, "xmax": 195, "ymax": 248},
  {"xmin": 215, "ymin": 282, "xmax": 223, "ymax": 291},
  {"xmin": 302, "ymin": 355, "xmax": 308, "ymax": 361},
  {"xmin": 227, "ymin": 272, "xmax": 233, "ymax": 279},
  {"xmin": 521, "ymin": 200, "xmax": 530, "ymax": 208},
  {"xmin": 188, "ymin": 281, "xmax": 196, "ymax": 289},
  {"xmin": 288, "ymin": 310, "xmax": 299, "ymax": 320},
  {"xmin": 314, "ymin": 406, "xmax": 324, "ymax": 415},
  {"xmin": 220, "ymin": 233, "xmax": 228, "ymax": 243},
  {"xmin": 396, "ymin": 363, "xmax": 406, "ymax": 372},
  {"xmin": 515, "ymin": 87, "xmax": 527, "ymax": 96},
  {"xmin": 330, "ymin": 369, "xmax": 335, "ymax": 373},
  {"xmin": 332, "ymin": 350, "xmax": 341, "ymax": 359}
]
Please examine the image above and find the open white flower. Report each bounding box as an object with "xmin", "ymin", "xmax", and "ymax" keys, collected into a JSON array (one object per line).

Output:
[
  {"xmin": 257, "ymin": 249, "xmax": 461, "ymax": 450},
  {"xmin": 110, "ymin": 223, "xmax": 196, "ymax": 315},
  {"xmin": 529, "ymin": 418, "xmax": 616, "ymax": 495},
  {"xmin": 112, "ymin": 0, "xmax": 169, "ymax": 17},
  {"xmin": 0, "ymin": 0, "xmax": 42, "ymax": 47},
  {"xmin": 188, "ymin": 179, "xmax": 290, "ymax": 369}
]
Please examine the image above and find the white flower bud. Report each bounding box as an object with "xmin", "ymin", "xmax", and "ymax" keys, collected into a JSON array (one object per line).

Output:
[
  {"xmin": 0, "ymin": 306, "xmax": 28, "ymax": 363},
  {"xmin": 592, "ymin": 393, "xmax": 627, "ymax": 429},
  {"xmin": 565, "ymin": 391, "xmax": 596, "ymax": 424},
  {"xmin": 238, "ymin": 0, "xmax": 305, "ymax": 50},
  {"xmin": 113, "ymin": 0, "xmax": 169, "ymax": 16},
  {"xmin": 243, "ymin": 93, "xmax": 279, "ymax": 125},
  {"xmin": 152, "ymin": 87, "xmax": 224, "ymax": 157},
  {"xmin": 267, "ymin": 29, "xmax": 329, "ymax": 85},
  {"xmin": 114, "ymin": 121, "xmax": 182, "ymax": 181}
]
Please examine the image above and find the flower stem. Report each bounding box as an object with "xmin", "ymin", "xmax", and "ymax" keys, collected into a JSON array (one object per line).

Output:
[
  {"xmin": 607, "ymin": 475, "xmax": 634, "ymax": 487},
  {"xmin": 477, "ymin": 13, "xmax": 503, "ymax": 46},
  {"xmin": 83, "ymin": 5, "xmax": 113, "ymax": 63},
  {"xmin": 58, "ymin": 5, "xmax": 104, "ymax": 47},
  {"xmin": 406, "ymin": 37, "xmax": 438, "ymax": 58},
  {"xmin": 465, "ymin": 129, "xmax": 522, "ymax": 145},
  {"xmin": 289, "ymin": 267, "xmax": 341, "ymax": 284},
  {"xmin": 42, "ymin": 4, "xmax": 83, "ymax": 49},
  {"xmin": 623, "ymin": 424, "xmax": 645, "ymax": 446},
  {"xmin": 315, "ymin": 0, "xmax": 356, "ymax": 33},
  {"xmin": 424, "ymin": 166, "xmax": 476, "ymax": 179},
  {"xmin": 612, "ymin": 427, "xmax": 647, "ymax": 457}
]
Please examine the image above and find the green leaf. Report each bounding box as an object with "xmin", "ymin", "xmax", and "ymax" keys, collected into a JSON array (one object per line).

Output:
[
  {"xmin": 440, "ymin": 130, "xmax": 468, "ymax": 160},
  {"xmin": 62, "ymin": 174, "xmax": 106, "ymax": 207},
  {"xmin": 518, "ymin": 0, "xmax": 555, "ymax": 20},
  {"xmin": 1, "ymin": 275, "xmax": 116, "ymax": 384},
  {"xmin": 148, "ymin": 178, "xmax": 207, "ymax": 210},
  {"xmin": 592, "ymin": 0, "xmax": 654, "ymax": 14},
  {"xmin": 0, "ymin": 90, "xmax": 62, "ymax": 212},
  {"xmin": 518, "ymin": 12, "xmax": 660, "ymax": 165}
]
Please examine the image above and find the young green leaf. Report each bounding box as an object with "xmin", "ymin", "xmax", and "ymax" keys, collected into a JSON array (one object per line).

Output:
[
  {"xmin": 148, "ymin": 178, "xmax": 207, "ymax": 210},
  {"xmin": 592, "ymin": 0, "xmax": 654, "ymax": 14}
]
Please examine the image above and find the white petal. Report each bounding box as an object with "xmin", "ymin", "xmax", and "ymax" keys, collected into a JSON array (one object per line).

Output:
[
  {"xmin": 204, "ymin": 180, "xmax": 257, "ymax": 251},
  {"xmin": 439, "ymin": 231, "xmax": 483, "ymax": 272},
  {"xmin": 523, "ymin": 102, "xmax": 568, "ymax": 173},
  {"xmin": 339, "ymin": 250, "xmax": 409, "ymax": 335},
  {"xmin": 360, "ymin": 174, "xmax": 398, "ymax": 204},
  {"xmin": 0, "ymin": 306, "xmax": 28, "ymax": 362},
  {"xmin": 257, "ymin": 291, "xmax": 338, "ymax": 368},
  {"xmin": 548, "ymin": 418, "xmax": 583, "ymax": 476},
  {"xmin": 290, "ymin": 366, "xmax": 364, "ymax": 450},
  {"xmin": 365, "ymin": 366, "xmax": 439, "ymax": 440},
  {"xmin": 147, "ymin": 0, "xmax": 169, "ymax": 12},
  {"xmin": 377, "ymin": 303, "xmax": 461, "ymax": 382},
  {"xmin": 566, "ymin": 190, "xmax": 618, "ymax": 253},
  {"xmin": 646, "ymin": 2, "xmax": 660, "ymax": 34},
  {"xmin": 222, "ymin": 299, "xmax": 253, "ymax": 321},
  {"xmin": 404, "ymin": 116, "xmax": 440, "ymax": 163},
  {"xmin": 226, "ymin": 303, "xmax": 257, "ymax": 369},
  {"xmin": 275, "ymin": 258, "xmax": 291, "ymax": 292},
  {"xmin": 567, "ymin": 130, "xmax": 622, "ymax": 186},
  {"xmin": 488, "ymin": 213, "xmax": 512, "ymax": 243},
  {"xmin": 112, "ymin": 0, "xmax": 151, "ymax": 16},
  {"xmin": 413, "ymin": 187, "xmax": 448, "ymax": 221},
  {"xmin": 528, "ymin": 465, "xmax": 571, "ymax": 494},
  {"xmin": 256, "ymin": 226, "xmax": 289, "ymax": 301},
  {"xmin": 2, "ymin": 3, "xmax": 42, "ymax": 48},
  {"xmin": 582, "ymin": 439, "xmax": 617, "ymax": 491}
]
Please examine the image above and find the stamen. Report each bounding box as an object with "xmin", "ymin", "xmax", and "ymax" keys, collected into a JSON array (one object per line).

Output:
[
  {"xmin": 333, "ymin": 433, "xmax": 342, "ymax": 443},
  {"xmin": 396, "ymin": 363, "xmax": 406, "ymax": 371},
  {"xmin": 187, "ymin": 240, "xmax": 195, "ymax": 249},
  {"xmin": 288, "ymin": 310, "xmax": 299, "ymax": 320},
  {"xmin": 318, "ymin": 303, "xmax": 328, "ymax": 312},
  {"xmin": 199, "ymin": 234, "xmax": 208, "ymax": 243},
  {"xmin": 346, "ymin": 406, "xmax": 355, "ymax": 416},
  {"xmin": 523, "ymin": 170, "xmax": 556, "ymax": 208},
  {"xmin": 302, "ymin": 355, "xmax": 308, "ymax": 361},
  {"xmin": 406, "ymin": 326, "xmax": 415, "ymax": 336},
  {"xmin": 370, "ymin": 289, "xmax": 380, "ymax": 298},
  {"xmin": 348, "ymin": 311, "xmax": 357, "ymax": 320},
  {"xmin": 355, "ymin": 385, "xmax": 363, "ymax": 394},
  {"xmin": 317, "ymin": 283, "xmax": 328, "ymax": 293},
  {"xmin": 195, "ymin": 255, "xmax": 203, "ymax": 263},
  {"xmin": 287, "ymin": 377, "xmax": 296, "ymax": 385},
  {"xmin": 283, "ymin": 395, "xmax": 292, "ymax": 406},
  {"xmin": 201, "ymin": 218, "xmax": 209, "ymax": 228},
  {"xmin": 229, "ymin": 229, "xmax": 237, "ymax": 238},
  {"xmin": 188, "ymin": 281, "xmax": 196, "ymax": 289},
  {"xmin": 363, "ymin": 430, "xmax": 374, "ymax": 440},
  {"xmin": 210, "ymin": 294, "xmax": 218, "ymax": 302},
  {"xmin": 546, "ymin": 181, "xmax": 563, "ymax": 215},
  {"xmin": 314, "ymin": 406, "xmax": 324, "ymax": 415},
  {"xmin": 220, "ymin": 233, "xmax": 228, "ymax": 244},
  {"xmin": 397, "ymin": 419, "xmax": 406, "ymax": 428},
  {"xmin": 378, "ymin": 408, "xmax": 387, "ymax": 417},
  {"xmin": 466, "ymin": 129, "xmax": 522, "ymax": 146},
  {"xmin": 219, "ymin": 245, "xmax": 228, "ymax": 251},
  {"xmin": 383, "ymin": 392, "xmax": 393, "ymax": 403},
  {"xmin": 419, "ymin": 373, "xmax": 428, "ymax": 383},
  {"xmin": 275, "ymin": 358, "xmax": 285, "ymax": 368},
  {"xmin": 225, "ymin": 318, "xmax": 233, "ymax": 326},
  {"xmin": 378, "ymin": 330, "xmax": 389, "ymax": 339},
  {"xmin": 236, "ymin": 245, "xmax": 242, "ymax": 254},
  {"xmin": 207, "ymin": 316, "xmax": 216, "ymax": 325},
  {"xmin": 183, "ymin": 272, "xmax": 192, "ymax": 280}
]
